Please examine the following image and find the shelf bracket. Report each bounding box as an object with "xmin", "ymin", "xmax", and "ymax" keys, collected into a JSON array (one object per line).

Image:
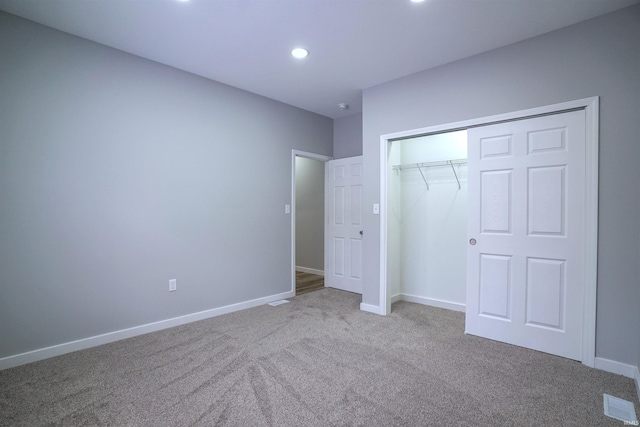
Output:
[
  {"xmin": 449, "ymin": 160, "xmax": 461, "ymax": 189},
  {"xmin": 416, "ymin": 164, "xmax": 430, "ymax": 191}
]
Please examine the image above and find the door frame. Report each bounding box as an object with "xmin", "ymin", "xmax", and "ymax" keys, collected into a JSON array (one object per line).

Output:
[
  {"xmin": 378, "ymin": 97, "xmax": 599, "ymax": 367},
  {"xmin": 291, "ymin": 150, "xmax": 333, "ymax": 294}
]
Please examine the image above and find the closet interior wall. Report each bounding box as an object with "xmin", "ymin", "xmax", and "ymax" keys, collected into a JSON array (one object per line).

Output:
[{"xmin": 388, "ymin": 131, "xmax": 468, "ymax": 311}]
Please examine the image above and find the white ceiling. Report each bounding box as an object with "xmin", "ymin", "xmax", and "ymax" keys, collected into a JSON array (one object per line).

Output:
[{"xmin": 1, "ymin": 0, "xmax": 638, "ymax": 119}]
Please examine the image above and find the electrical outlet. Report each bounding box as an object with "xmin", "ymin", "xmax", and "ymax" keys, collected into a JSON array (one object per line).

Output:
[{"xmin": 169, "ymin": 279, "xmax": 177, "ymax": 292}]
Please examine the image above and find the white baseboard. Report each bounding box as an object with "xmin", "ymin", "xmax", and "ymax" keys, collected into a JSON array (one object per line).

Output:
[
  {"xmin": 0, "ymin": 290, "xmax": 295, "ymax": 371},
  {"xmin": 360, "ymin": 303, "xmax": 385, "ymax": 315},
  {"xmin": 295, "ymin": 266, "xmax": 324, "ymax": 276},
  {"xmin": 393, "ymin": 293, "xmax": 466, "ymax": 313},
  {"xmin": 363, "ymin": 294, "xmax": 465, "ymax": 316},
  {"xmin": 594, "ymin": 357, "xmax": 637, "ymax": 379}
]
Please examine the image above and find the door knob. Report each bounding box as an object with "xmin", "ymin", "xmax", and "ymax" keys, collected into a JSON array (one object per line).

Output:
[
  {"xmin": 469, "ymin": 238, "xmax": 476, "ymax": 245},
  {"xmin": 359, "ymin": 230, "xmax": 363, "ymax": 235}
]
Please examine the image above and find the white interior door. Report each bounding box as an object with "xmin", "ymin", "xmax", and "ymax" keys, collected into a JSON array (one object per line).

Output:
[
  {"xmin": 325, "ymin": 156, "xmax": 363, "ymax": 294},
  {"xmin": 465, "ymin": 110, "xmax": 586, "ymax": 361}
]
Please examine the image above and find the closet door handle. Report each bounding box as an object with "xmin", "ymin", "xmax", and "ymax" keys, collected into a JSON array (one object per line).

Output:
[
  {"xmin": 359, "ymin": 230, "xmax": 363, "ymax": 236},
  {"xmin": 469, "ymin": 238, "xmax": 476, "ymax": 245}
]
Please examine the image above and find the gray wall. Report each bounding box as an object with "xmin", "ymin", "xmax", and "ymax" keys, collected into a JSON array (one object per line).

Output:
[
  {"xmin": 361, "ymin": 5, "xmax": 640, "ymax": 366},
  {"xmin": 295, "ymin": 157, "xmax": 324, "ymax": 272},
  {"xmin": 0, "ymin": 12, "xmax": 333, "ymax": 359},
  {"xmin": 333, "ymin": 113, "xmax": 363, "ymax": 158}
]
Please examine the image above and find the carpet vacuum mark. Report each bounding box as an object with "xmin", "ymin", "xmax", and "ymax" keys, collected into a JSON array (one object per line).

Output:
[{"xmin": 0, "ymin": 289, "xmax": 636, "ymax": 426}]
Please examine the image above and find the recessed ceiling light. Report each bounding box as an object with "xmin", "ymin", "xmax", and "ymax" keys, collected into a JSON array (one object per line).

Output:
[
  {"xmin": 291, "ymin": 48, "xmax": 309, "ymax": 59},
  {"xmin": 410, "ymin": 0, "xmax": 426, "ymax": 3}
]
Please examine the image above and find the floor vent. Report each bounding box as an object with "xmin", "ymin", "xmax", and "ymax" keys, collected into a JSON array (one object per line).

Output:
[
  {"xmin": 603, "ymin": 394, "xmax": 638, "ymax": 424},
  {"xmin": 268, "ymin": 300, "xmax": 290, "ymax": 307}
]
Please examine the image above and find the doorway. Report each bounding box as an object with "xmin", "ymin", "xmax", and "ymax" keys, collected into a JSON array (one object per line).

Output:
[
  {"xmin": 291, "ymin": 151, "xmax": 331, "ymax": 295},
  {"xmin": 379, "ymin": 97, "xmax": 599, "ymax": 367}
]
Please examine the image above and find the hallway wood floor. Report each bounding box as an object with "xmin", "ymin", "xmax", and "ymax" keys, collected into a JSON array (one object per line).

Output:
[{"xmin": 295, "ymin": 271, "xmax": 324, "ymax": 295}]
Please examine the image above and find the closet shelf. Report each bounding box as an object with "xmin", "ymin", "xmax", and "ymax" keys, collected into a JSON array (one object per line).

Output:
[
  {"xmin": 392, "ymin": 158, "xmax": 467, "ymax": 171},
  {"xmin": 392, "ymin": 158, "xmax": 467, "ymax": 190}
]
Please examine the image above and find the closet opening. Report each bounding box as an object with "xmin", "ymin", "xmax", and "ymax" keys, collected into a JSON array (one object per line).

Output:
[{"xmin": 386, "ymin": 130, "xmax": 468, "ymax": 313}]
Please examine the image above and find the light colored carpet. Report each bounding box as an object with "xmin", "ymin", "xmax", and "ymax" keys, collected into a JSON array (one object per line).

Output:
[{"xmin": 0, "ymin": 288, "xmax": 637, "ymax": 426}]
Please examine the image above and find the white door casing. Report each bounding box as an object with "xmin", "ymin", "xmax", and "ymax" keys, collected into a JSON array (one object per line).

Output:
[
  {"xmin": 291, "ymin": 150, "xmax": 332, "ymax": 294},
  {"xmin": 465, "ymin": 110, "xmax": 586, "ymax": 361},
  {"xmin": 325, "ymin": 156, "xmax": 364, "ymax": 294}
]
